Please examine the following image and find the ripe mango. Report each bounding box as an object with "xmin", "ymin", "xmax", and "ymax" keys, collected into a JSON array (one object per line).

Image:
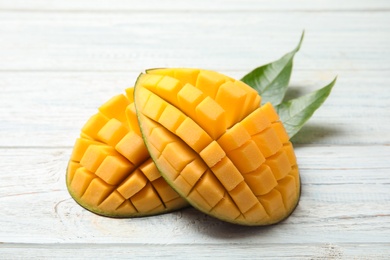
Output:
[
  {"xmin": 134, "ymin": 68, "xmax": 300, "ymax": 225},
  {"xmin": 66, "ymin": 68, "xmax": 300, "ymax": 225},
  {"xmin": 66, "ymin": 88, "xmax": 188, "ymax": 217}
]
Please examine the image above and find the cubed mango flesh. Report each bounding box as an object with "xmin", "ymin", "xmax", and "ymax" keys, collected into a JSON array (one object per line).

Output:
[
  {"xmin": 68, "ymin": 68, "xmax": 300, "ymax": 225},
  {"xmin": 66, "ymin": 87, "xmax": 188, "ymax": 218},
  {"xmin": 134, "ymin": 69, "xmax": 300, "ymax": 225}
]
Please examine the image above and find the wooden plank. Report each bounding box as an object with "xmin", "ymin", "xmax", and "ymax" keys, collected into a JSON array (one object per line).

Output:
[
  {"xmin": 0, "ymin": 243, "xmax": 389, "ymax": 259},
  {"xmin": 0, "ymin": 12, "xmax": 389, "ymax": 71},
  {"xmin": 1, "ymin": 0, "xmax": 390, "ymax": 12},
  {"xmin": 0, "ymin": 146, "xmax": 389, "ymax": 244},
  {"xmin": 0, "ymin": 70, "xmax": 388, "ymax": 147},
  {"xmin": 0, "ymin": 0, "xmax": 388, "ymax": 258}
]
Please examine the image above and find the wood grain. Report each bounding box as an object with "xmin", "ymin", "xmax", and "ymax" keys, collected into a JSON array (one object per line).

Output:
[
  {"xmin": 0, "ymin": 12, "xmax": 389, "ymax": 72},
  {"xmin": 1, "ymin": 0, "xmax": 390, "ymax": 12},
  {"xmin": 0, "ymin": 243, "xmax": 389, "ymax": 259},
  {"xmin": 1, "ymin": 71, "xmax": 389, "ymax": 146},
  {"xmin": 0, "ymin": 0, "xmax": 389, "ymax": 258},
  {"xmin": 0, "ymin": 146, "xmax": 389, "ymax": 244}
]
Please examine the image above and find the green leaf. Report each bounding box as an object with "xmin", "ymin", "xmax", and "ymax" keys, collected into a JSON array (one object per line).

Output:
[
  {"xmin": 275, "ymin": 77, "xmax": 337, "ymax": 138},
  {"xmin": 241, "ymin": 31, "xmax": 304, "ymax": 106}
]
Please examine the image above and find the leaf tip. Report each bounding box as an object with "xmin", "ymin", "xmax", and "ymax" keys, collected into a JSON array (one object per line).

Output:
[
  {"xmin": 327, "ymin": 76, "xmax": 338, "ymax": 91},
  {"xmin": 295, "ymin": 30, "xmax": 305, "ymax": 52}
]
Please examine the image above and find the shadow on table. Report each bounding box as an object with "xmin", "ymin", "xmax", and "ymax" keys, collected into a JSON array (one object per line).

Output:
[
  {"xmin": 179, "ymin": 208, "xmax": 286, "ymax": 239},
  {"xmin": 290, "ymin": 123, "xmax": 343, "ymax": 144}
]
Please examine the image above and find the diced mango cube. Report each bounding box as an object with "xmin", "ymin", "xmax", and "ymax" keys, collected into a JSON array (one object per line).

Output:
[
  {"xmin": 149, "ymin": 126, "xmax": 176, "ymax": 152},
  {"xmin": 243, "ymin": 164, "xmax": 277, "ymax": 196},
  {"xmin": 271, "ymin": 122, "xmax": 290, "ymax": 144},
  {"xmin": 243, "ymin": 202, "xmax": 269, "ymax": 223},
  {"xmin": 134, "ymin": 87, "xmax": 151, "ymax": 112},
  {"xmin": 67, "ymin": 161, "xmax": 81, "ymax": 184},
  {"xmin": 173, "ymin": 175, "xmax": 192, "ymax": 196},
  {"xmin": 117, "ymin": 169, "xmax": 148, "ymax": 199},
  {"xmin": 260, "ymin": 102, "xmax": 279, "ymax": 123},
  {"xmin": 196, "ymin": 70, "xmax": 227, "ymax": 98},
  {"xmin": 139, "ymin": 73, "xmax": 163, "ymax": 89},
  {"xmin": 252, "ymin": 127, "xmax": 283, "ymax": 158},
  {"xmin": 195, "ymin": 97, "xmax": 227, "ymax": 139},
  {"xmin": 98, "ymin": 118, "xmax": 128, "ymax": 147},
  {"xmin": 215, "ymin": 81, "xmax": 247, "ymax": 127},
  {"xmin": 234, "ymin": 80, "xmax": 261, "ymax": 119},
  {"xmin": 199, "ymin": 141, "xmax": 226, "ymax": 168},
  {"xmin": 282, "ymin": 142, "xmax": 297, "ymax": 166},
  {"xmin": 177, "ymin": 83, "xmax": 205, "ymax": 120},
  {"xmin": 125, "ymin": 104, "xmax": 141, "ymax": 135},
  {"xmin": 115, "ymin": 199, "xmax": 138, "ymax": 215},
  {"xmin": 140, "ymin": 115, "xmax": 160, "ymax": 136},
  {"xmin": 196, "ymin": 170, "xmax": 225, "ymax": 207},
  {"xmin": 227, "ymin": 140, "xmax": 265, "ymax": 174},
  {"xmin": 156, "ymin": 155, "xmax": 179, "ymax": 181},
  {"xmin": 142, "ymin": 92, "xmax": 168, "ymax": 121},
  {"xmin": 275, "ymin": 175, "xmax": 296, "ymax": 211},
  {"xmin": 174, "ymin": 68, "xmax": 200, "ymax": 86},
  {"xmin": 95, "ymin": 155, "xmax": 134, "ymax": 185},
  {"xmin": 162, "ymin": 142, "xmax": 195, "ymax": 172},
  {"xmin": 240, "ymin": 108, "xmax": 271, "ymax": 136},
  {"xmin": 264, "ymin": 151, "xmax": 292, "ymax": 180},
  {"xmin": 81, "ymin": 113, "xmax": 110, "ymax": 141},
  {"xmin": 70, "ymin": 167, "xmax": 95, "ymax": 198},
  {"xmin": 139, "ymin": 159, "xmax": 161, "ymax": 182},
  {"xmin": 217, "ymin": 123, "xmax": 251, "ymax": 152},
  {"xmin": 98, "ymin": 191, "xmax": 127, "ymax": 213},
  {"xmin": 258, "ymin": 189, "xmax": 285, "ymax": 220},
  {"xmin": 99, "ymin": 94, "xmax": 130, "ymax": 123},
  {"xmin": 115, "ymin": 131, "xmax": 149, "ymax": 165},
  {"xmin": 211, "ymin": 157, "xmax": 244, "ymax": 191},
  {"xmin": 125, "ymin": 87, "xmax": 134, "ymax": 102},
  {"xmin": 80, "ymin": 145, "xmax": 116, "ymax": 173},
  {"xmin": 158, "ymin": 104, "xmax": 186, "ymax": 132},
  {"xmin": 229, "ymin": 181, "xmax": 258, "ymax": 213},
  {"xmin": 130, "ymin": 183, "xmax": 163, "ymax": 212},
  {"xmin": 187, "ymin": 190, "xmax": 213, "ymax": 212},
  {"xmin": 155, "ymin": 76, "xmax": 182, "ymax": 105},
  {"xmin": 180, "ymin": 158, "xmax": 207, "ymax": 186},
  {"xmin": 81, "ymin": 178, "xmax": 115, "ymax": 206},
  {"xmin": 70, "ymin": 138, "xmax": 102, "ymax": 162},
  {"xmin": 211, "ymin": 194, "xmax": 241, "ymax": 220},
  {"xmin": 175, "ymin": 117, "xmax": 212, "ymax": 153},
  {"xmin": 152, "ymin": 177, "xmax": 181, "ymax": 203}
]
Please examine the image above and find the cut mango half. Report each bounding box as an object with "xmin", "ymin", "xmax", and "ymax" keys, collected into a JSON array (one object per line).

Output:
[
  {"xmin": 134, "ymin": 68, "xmax": 300, "ymax": 225},
  {"xmin": 66, "ymin": 88, "xmax": 188, "ymax": 217}
]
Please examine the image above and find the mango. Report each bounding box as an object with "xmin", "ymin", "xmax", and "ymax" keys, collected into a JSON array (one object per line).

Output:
[
  {"xmin": 67, "ymin": 68, "xmax": 301, "ymax": 225},
  {"xmin": 66, "ymin": 89, "xmax": 188, "ymax": 217},
  {"xmin": 134, "ymin": 69, "xmax": 300, "ymax": 225}
]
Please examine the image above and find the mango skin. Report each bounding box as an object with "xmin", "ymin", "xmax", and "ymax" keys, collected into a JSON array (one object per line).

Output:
[{"xmin": 135, "ymin": 68, "xmax": 301, "ymax": 226}]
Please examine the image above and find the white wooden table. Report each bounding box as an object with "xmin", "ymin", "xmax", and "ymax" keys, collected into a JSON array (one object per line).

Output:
[{"xmin": 1, "ymin": 1, "xmax": 389, "ymax": 258}]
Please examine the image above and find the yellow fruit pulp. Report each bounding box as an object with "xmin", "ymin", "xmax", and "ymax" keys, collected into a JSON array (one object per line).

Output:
[
  {"xmin": 135, "ymin": 68, "xmax": 300, "ymax": 225},
  {"xmin": 66, "ymin": 89, "xmax": 188, "ymax": 217}
]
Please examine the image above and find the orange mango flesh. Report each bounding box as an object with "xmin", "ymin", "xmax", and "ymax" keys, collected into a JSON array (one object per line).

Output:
[
  {"xmin": 135, "ymin": 69, "xmax": 300, "ymax": 225},
  {"xmin": 66, "ymin": 90, "xmax": 188, "ymax": 217}
]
